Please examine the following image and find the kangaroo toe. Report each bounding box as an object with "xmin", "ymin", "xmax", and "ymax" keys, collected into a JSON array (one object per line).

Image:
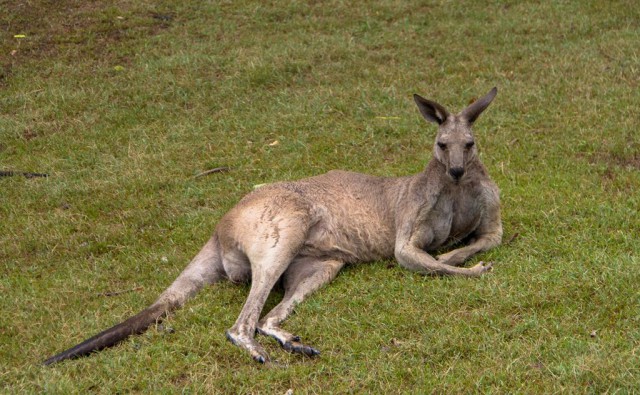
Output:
[{"xmin": 283, "ymin": 340, "xmax": 320, "ymax": 357}]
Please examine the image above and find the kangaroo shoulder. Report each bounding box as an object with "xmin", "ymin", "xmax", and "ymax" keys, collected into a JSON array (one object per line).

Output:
[{"xmin": 477, "ymin": 178, "xmax": 500, "ymax": 206}]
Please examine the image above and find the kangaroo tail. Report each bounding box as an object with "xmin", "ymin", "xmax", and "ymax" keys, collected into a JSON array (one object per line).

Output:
[
  {"xmin": 42, "ymin": 302, "xmax": 171, "ymax": 365},
  {"xmin": 43, "ymin": 236, "xmax": 223, "ymax": 365}
]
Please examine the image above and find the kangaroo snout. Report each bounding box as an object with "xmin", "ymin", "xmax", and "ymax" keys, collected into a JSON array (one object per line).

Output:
[{"xmin": 449, "ymin": 166, "xmax": 465, "ymax": 181}]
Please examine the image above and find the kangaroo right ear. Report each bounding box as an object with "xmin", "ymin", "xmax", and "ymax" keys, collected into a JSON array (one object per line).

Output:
[
  {"xmin": 413, "ymin": 94, "xmax": 449, "ymax": 125},
  {"xmin": 460, "ymin": 87, "xmax": 498, "ymax": 124}
]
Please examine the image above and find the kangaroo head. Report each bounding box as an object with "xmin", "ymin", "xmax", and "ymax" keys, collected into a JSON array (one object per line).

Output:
[{"xmin": 413, "ymin": 87, "xmax": 497, "ymax": 183}]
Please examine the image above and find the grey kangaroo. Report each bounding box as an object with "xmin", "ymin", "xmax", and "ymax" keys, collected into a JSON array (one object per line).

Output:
[{"xmin": 44, "ymin": 87, "xmax": 502, "ymax": 365}]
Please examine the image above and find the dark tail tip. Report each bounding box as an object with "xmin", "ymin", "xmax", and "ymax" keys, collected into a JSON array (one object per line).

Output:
[{"xmin": 43, "ymin": 304, "xmax": 167, "ymax": 366}]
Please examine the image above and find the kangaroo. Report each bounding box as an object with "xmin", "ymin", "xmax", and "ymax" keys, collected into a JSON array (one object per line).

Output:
[{"xmin": 43, "ymin": 87, "xmax": 502, "ymax": 365}]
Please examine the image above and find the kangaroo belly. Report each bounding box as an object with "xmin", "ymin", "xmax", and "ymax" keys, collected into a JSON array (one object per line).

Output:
[
  {"xmin": 293, "ymin": 171, "xmax": 398, "ymax": 262},
  {"xmin": 301, "ymin": 207, "xmax": 396, "ymax": 263}
]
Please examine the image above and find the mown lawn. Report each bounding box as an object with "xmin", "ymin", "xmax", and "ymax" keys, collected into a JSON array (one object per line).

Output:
[{"xmin": 1, "ymin": 1, "xmax": 639, "ymax": 393}]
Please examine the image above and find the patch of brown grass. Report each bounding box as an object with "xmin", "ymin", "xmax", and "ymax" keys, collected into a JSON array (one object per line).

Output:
[
  {"xmin": 0, "ymin": 0, "xmax": 171, "ymax": 82},
  {"xmin": 593, "ymin": 147, "xmax": 640, "ymax": 171}
]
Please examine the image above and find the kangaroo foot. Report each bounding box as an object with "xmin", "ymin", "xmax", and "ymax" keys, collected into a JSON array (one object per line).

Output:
[
  {"xmin": 225, "ymin": 330, "xmax": 270, "ymax": 363},
  {"xmin": 257, "ymin": 327, "xmax": 320, "ymax": 357},
  {"xmin": 281, "ymin": 336, "xmax": 320, "ymax": 356}
]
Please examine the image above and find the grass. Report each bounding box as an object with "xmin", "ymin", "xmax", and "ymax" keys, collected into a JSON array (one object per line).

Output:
[{"xmin": 1, "ymin": 0, "xmax": 639, "ymax": 393}]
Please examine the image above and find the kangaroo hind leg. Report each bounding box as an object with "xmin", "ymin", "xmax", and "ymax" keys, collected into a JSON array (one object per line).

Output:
[
  {"xmin": 225, "ymin": 216, "xmax": 313, "ymax": 363},
  {"xmin": 257, "ymin": 257, "xmax": 344, "ymax": 357}
]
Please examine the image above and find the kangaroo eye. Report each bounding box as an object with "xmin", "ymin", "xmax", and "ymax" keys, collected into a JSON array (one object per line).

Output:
[
  {"xmin": 437, "ymin": 142, "xmax": 447, "ymax": 150},
  {"xmin": 465, "ymin": 141, "xmax": 475, "ymax": 149}
]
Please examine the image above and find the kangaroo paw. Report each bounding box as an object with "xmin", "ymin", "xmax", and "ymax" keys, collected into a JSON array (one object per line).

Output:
[{"xmin": 470, "ymin": 261, "xmax": 493, "ymax": 276}]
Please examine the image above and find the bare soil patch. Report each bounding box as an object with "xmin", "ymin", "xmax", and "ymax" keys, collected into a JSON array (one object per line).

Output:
[{"xmin": 0, "ymin": 0, "xmax": 171, "ymax": 82}]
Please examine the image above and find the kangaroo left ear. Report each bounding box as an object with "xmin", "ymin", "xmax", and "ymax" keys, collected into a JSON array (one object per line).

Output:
[
  {"xmin": 461, "ymin": 87, "xmax": 497, "ymax": 124},
  {"xmin": 413, "ymin": 94, "xmax": 450, "ymax": 125}
]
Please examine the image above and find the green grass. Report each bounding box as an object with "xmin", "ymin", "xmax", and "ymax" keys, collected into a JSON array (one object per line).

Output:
[{"xmin": 1, "ymin": 0, "xmax": 639, "ymax": 393}]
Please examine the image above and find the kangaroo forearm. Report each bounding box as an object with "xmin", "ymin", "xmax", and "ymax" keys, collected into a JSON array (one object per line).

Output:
[
  {"xmin": 473, "ymin": 229, "xmax": 502, "ymax": 253},
  {"xmin": 438, "ymin": 231, "xmax": 502, "ymax": 267}
]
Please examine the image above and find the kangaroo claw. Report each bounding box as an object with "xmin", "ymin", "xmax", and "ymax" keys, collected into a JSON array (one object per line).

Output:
[{"xmin": 471, "ymin": 261, "xmax": 494, "ymax": 275}]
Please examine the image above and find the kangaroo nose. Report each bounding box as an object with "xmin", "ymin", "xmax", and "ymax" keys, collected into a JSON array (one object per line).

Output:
[{"xmin": 449, "ymin": 167, "xmax": 464, "ymax": 180}]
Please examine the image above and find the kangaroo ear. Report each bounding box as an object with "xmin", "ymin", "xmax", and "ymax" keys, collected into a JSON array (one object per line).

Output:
[
  {"xmin": 461, "ymin": 87, "xmax": 497, "ymax": 124},
  {"xmin": 413, "ymin": 94, "xmax": 449, "ymax": 125}
]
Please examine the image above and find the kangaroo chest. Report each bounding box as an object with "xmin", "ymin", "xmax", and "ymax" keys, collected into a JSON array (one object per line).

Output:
[{"xmin": 424, "ymin": 187, "xmax": 483, "ymax": 249}]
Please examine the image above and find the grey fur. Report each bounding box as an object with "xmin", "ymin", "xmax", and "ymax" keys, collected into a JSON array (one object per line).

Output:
[{"xmin": 44, "ymin": 88, "xmax": 502, "ymax": 365}]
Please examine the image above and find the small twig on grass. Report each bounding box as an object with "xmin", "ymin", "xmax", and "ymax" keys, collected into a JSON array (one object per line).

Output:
[
  {"xmin": 0, "ymin": 170, "xmax": 49, "ymax": 178},
  {"xmin": 194, "ymin": 166, "xmax": 231, "ymax": 178},
  {"xmin": 99, "ymin": 286, "xmax": 144, "ymax": 297},
  {"xmin": 505, "ymin": 232, "xmax": 519, "ymax": 245}
]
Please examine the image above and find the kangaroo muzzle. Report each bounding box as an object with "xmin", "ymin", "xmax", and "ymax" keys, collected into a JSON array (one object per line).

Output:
[
  {"xmin": 449, "ymin": 166, "xmax": 465, "ymax": 181},
  {"xmin": 447, "ymin": 146, "xmax": 466, "ymax": 181}
]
